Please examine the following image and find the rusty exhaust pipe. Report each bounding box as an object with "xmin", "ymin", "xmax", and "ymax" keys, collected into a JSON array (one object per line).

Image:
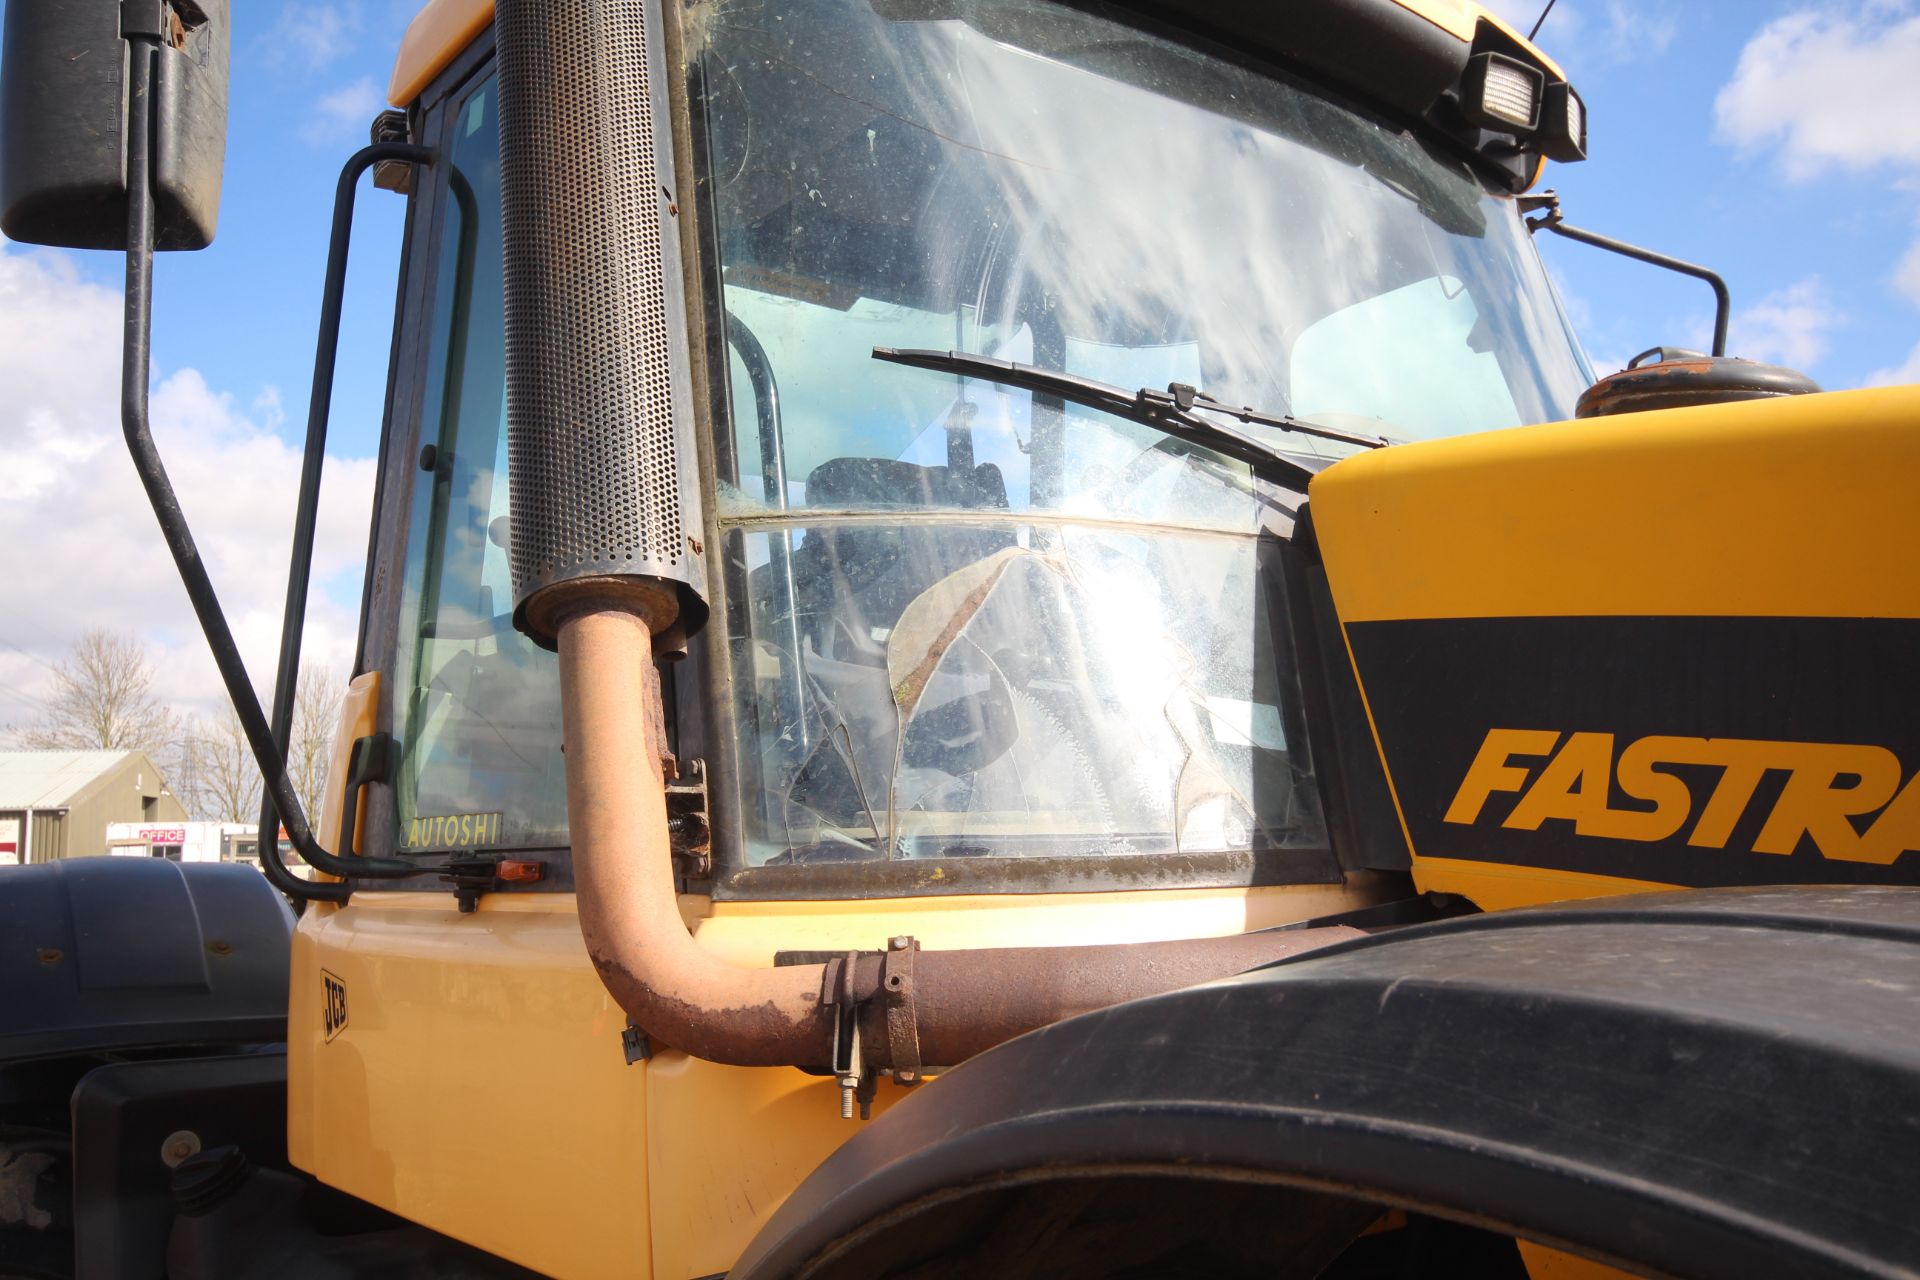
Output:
[
  {"xmin": 558, "ymin": 597, "xmax": 837, "ymax": 1067},
  {"xmin": 500, "ymin": 0, "xmax": 1359, "ymax": 1087},
  {"xmin": 557, "ymin": 594, "xmax": 1357, "ymax": 1078}
]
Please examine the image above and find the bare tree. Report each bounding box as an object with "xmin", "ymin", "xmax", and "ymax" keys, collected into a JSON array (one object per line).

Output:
[
  {"xmin": 16, "ymin": 630, "xmax": 178, "ymax": 755},
  {"xmin": 289, "ymin": 667, "xmax": 346, "ymax": 824},
  {"xmin": 161, "ymin": 730, "xmax": 206, "ymax": 819},
  {"xmin": 178, "ymin": 705, "xmax": 263, "ymax": 822}
]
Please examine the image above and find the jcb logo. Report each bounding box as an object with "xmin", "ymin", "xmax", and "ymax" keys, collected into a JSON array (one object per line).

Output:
[
  {"xmin": 1446, "ymin": 729, "xmax": 1920, "ymax": 865},
  {"xmin": 322, "ymin": 970, "xmax": 348, "ymax": 1042}
]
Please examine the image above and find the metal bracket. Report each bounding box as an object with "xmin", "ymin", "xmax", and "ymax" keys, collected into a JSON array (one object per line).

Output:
[
  {"xmin": 880, "ymin": 936, "xmax": 922, "ymax": 1086},
  {"xmin": 621, "ymin": 1021, "xmax": 651, "ymax": 1065},
  {"xmin": 666, "ymin": 758, "xmax": 712, "ymax": 882},
  {"xmin": 1517, "ymin": 189, "xmax": 1561, "ymax": 223},
  {"xmin": 829, "ymin": 949, "xmax": 865, "ymax": 1119},
  {"xmin": 818, "ymin": 936, "xmax": 924, "ymax": 1117},
  {"xmin": 440, "ymin": 854, "xmax": 546, "ymax": 914}
]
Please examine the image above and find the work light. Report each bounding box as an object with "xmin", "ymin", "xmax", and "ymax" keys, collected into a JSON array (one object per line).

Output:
[
  {"xmin": 1541, "ymin": 81, "xmax": 1587, "ymax": 162},
  {"xmin": 1463, "ymin": 52, "xmax": 1542, "ymax": 132}
]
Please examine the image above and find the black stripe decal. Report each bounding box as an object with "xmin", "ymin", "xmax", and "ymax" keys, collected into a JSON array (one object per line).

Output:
[{"xmin": 1345, "ymin": 616, "xmax": 1920, "ymax": 888}]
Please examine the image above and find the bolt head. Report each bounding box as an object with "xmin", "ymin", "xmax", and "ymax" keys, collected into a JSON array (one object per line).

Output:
[{"xmin": 160, "ymin": 1130, "xmax": 202, "ymax": 1168}]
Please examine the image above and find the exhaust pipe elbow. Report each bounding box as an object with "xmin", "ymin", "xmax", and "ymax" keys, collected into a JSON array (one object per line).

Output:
[
  {"xmin": 558, "ymin": 602, "xmax": 837, "ymax": 1067},
  {"xmin": 557, "ymin": 600, "xmax": 1359, "ymax": 1076}
]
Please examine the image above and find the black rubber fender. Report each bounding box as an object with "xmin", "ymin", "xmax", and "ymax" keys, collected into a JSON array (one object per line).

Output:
[{"xmin": 732, "ymin": 886, "xmax": 1920, "ymax": 1280}]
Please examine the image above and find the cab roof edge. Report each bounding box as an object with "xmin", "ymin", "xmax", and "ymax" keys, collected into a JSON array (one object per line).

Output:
[
  {"xmin": 386, "ymin": 0, "xmax": 1563, "ymax": 109},
  {"xmin": 388, "ymin": 0, "xmax": 492, "ymax": 108}
]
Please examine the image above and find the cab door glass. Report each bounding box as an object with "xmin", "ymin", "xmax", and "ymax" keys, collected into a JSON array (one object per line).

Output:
[{"xmin": 390, "ymin": 76, "xmax": 568, "ymax": 852}]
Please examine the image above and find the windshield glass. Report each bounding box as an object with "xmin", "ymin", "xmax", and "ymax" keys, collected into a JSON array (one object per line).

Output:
[
  {"xmin": 386, "ymin": 1, "xmax": 1594, "ymax": 874},
  {"xmin": 697, "ymin": 0, "xmax": 1590, "ymax": 463},
  {"xmin": 696, "ymin": 0, "xmax": 1587, "ymax": 869}
]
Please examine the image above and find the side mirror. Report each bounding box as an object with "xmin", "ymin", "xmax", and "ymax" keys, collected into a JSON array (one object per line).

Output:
[{"xmin": 0, "ymin": 0, "xmax": 229, "ymax": 251}]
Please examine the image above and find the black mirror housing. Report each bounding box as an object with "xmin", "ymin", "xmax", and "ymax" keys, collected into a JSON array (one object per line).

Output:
[{"xmin": 0, "ymin": 0, "xmax": 229, "ymax": 251}]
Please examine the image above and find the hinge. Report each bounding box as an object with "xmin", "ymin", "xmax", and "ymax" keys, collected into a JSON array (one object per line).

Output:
[
  {"xmin": 666, "ymin": 757, "xmax": 712, "ymax": 883},
  {"xmin": 120, "ymin": 0, "xmax": 168, "ymax": 41}
]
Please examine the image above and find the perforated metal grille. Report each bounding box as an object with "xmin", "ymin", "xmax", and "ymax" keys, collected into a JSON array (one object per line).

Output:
[{"xmin": 496, "ymin": 0, "xmax": 693, "ymax": 627}]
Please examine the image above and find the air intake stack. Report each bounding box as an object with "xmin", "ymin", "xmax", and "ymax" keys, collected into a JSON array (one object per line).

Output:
[{"xmin": 495, "ymin": 0, "xmax": 707, "ymax": 650}]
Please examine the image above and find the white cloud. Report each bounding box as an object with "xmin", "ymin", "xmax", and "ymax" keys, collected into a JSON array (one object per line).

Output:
[
  {"xmin": 1867, "ymin": 339, "xmax": 1920, "ymax": 385},
  {"xmin": 1727, "ymin": 276, "xmax": 1845, "ymax": 369},
  {"xmin": 1714, "ymin": 5, "xmax": 1920, "ymax": 383},
  {"xmin": 303, "ymin": 76, "xmax": 386, "ymax": 146},
  {"xmin": 1593, "ymin": 1, "xmax": 1676, "ymax": 60},
  {"xmin": 251, "ymin": 385, "xmax": 287, "ymax": 433},
  {"xmin": 0, "ymin": 243, "xmax": 374, "ymax": 733},
  {"xmin": 1895, "ymin": 236, "xmax": 1920, "ymax": 308},
  {"xmin": 1482, "ymin": 1, "xmax": 1676, "ymax": 66},
  {"xmin": 1714, "ymin": 5, "xmax": 1920, "ymax": 180},
  {"xmin": 262, "ymin": 2, "xmax": 365, "ymax": 74}
]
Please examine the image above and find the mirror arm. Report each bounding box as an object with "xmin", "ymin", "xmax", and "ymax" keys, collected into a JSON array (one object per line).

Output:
[
  {"xmin": 114, "ymin": 45, "xmax": 438, "ymax": 895},
  {"xmin": 1524, "ymin": 190, "xmax": 1731, "ymax": 358}
]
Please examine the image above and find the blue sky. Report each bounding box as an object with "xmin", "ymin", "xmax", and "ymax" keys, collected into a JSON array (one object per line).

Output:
[
  {"xmin": 2, "ymin": 0, "xmax": 1918, "ymax": 726},
  {"xmin": 1490, "ymin": 0, "xmax": 1920, "ymax": 385},
  {"xmin": 43, "ymin": 0, "xmax": 1920, "ymax": 451},
  {"xmin": 130, "ymin": 0, "xmax": 1920, "ymax": 421}
]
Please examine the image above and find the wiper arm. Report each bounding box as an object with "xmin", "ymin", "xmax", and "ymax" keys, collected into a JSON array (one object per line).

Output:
[{"xmin": 871, "ymin": 347, "xmax": 1385, "ymax": 493}]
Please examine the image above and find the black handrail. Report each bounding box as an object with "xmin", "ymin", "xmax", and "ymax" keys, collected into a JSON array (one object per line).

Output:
[
  {"xmin": 252, "ymin": 141, "xmax": 441, "ymax": 901},
  {"xmin": 726, "ymin": 312, "xmax": 808, "ymax": 752}
]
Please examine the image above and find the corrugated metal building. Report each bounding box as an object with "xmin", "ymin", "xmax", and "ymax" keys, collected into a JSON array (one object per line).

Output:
[{"xmin": 0, "ymin": 751, "xmax": 187, "ymax": 865}]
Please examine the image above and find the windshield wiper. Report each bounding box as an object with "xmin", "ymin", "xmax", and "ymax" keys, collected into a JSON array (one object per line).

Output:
[{"xmin": 872, "ymin": 348, "xmax": 1384, "ymax": 493}]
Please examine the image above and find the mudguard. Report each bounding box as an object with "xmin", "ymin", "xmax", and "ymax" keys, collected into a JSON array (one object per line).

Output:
[
  {"xmin": 733, "ymin": 886, "xmax": 1920, "ymax": 1280},
  {"xmin": 0, "ymin": 859, "xmax": 292, "ymax": 1063}
]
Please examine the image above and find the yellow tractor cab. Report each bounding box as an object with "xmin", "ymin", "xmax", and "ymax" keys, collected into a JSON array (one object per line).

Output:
[{"xmin": 3, "ymin": 0, "xmax": 1918, "ymax": 1277}]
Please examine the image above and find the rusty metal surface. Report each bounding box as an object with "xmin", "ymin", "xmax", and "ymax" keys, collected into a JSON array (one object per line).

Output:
[
  {"xmin": 880, "ymin": 937, "xmax": 922, "ymax": 1085},
  {"xmin": 840, "ymin": 927, "xmax": 1362, "ymax": 1072},
  {"xmin": 1575, "ymin": 356, "xmax": 1821, "ymax": 419},
  {"xmin": 557, "ymin": 597, "xmax": 1361, "ymax": 1077}
]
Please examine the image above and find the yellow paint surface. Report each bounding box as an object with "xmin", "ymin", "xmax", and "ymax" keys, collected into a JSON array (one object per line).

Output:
[
  {"xmin": 292, "ymin": 879, "xmax": 1389, "ymax": 1277},
  {"xmin": 1312, "ymin": 385, "xmax": 1920, "ymax": 913},
  {"xmin": 290, "ymin": 895, "xmax": 649, "ymax": 1278},
  {"xmin": 388, "ymin": 0, "xmax": 491, "ymax": 106},
  {"xmin": 1410, "ymin": 856, "xmax": 1677, "ymax": 912},
  {"xmin": 1310, "ymin": 385, "xmax": 1920, "ymax": 624},
  {"xmin": 646, "ymin": 1054, "xmax": 914, "ymax": 1279},
  {"xmin": 695, "ymin": 874, "xmax": 1395, "ymax": 961},
  {"xmin": 1518, "ymin": 1239, "xmax": 1645, "ymax": 1279}
]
